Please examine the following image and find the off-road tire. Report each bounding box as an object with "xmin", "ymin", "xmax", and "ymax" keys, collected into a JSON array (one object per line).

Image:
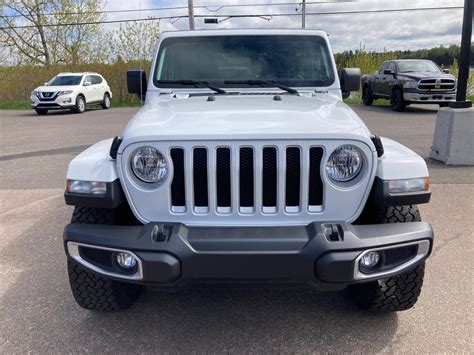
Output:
[
  {"xmin": 101, "ymin": 93, "xmax": 111, "ymax": 109},
  {"xmin": 349, "ymin": 263, "xmax": 425, "ymax": 312},
  {"xmin": 349, "ymin": 204, "xmax": 425, "ymax": 312},
  {"xmin": 362, "ymin": 84, "xmax": 374, "ymax": 106},
  {"xmin": 68, "ymin": 206, "xmax": 141, "ymax": 311},
  {"xmin": 68, "ymin": 260, "xmax": 141, "ymax": 311},
  {"xmin": 73, "ymin": 95, "xmax": 86, "ymax": 113},
  {"xmin": 390, "ymin": 88, "xmax": 406, "ymax": 112},
  {"xmin": 35, "ymin": 108, "xmax": 48, "ymax": 115}
]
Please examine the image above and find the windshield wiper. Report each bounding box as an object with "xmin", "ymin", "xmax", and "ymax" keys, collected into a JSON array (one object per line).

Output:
[
  {"xmin": 224, "ymin": 80, "xmax": 299, "ymax": 95},
  {"xmin": 157, "ymin": 80, "xmax": 227, "ymax": 94}
]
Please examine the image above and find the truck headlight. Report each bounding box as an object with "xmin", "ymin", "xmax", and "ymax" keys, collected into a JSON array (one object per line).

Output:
[
  {"xmin": 131, "ymin": 146, "xmax": 168, "ymax": 184},
  {"xmin": 402, "ymin": 80, "xmax": 418, "ymax": 88},
  {"xmin": 326, "ymin": 145, "xmax": 363, "ymax": 182}
]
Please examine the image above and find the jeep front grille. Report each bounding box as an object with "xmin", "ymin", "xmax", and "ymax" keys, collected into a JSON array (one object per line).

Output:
[
  {"xmin": 417, "ymin": 78, "xmax": 455, "ymax": 91},
  {"xmin": 169, "ymin": 145, "xmax": 324, "ymax": 215}
]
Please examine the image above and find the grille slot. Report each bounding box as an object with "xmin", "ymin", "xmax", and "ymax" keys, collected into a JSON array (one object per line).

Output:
[
  {"xmin": 262, "ymin": 147, "xmax": 277, "ymax": 208},
  {"xmin": 239, "ymin": 147, "xmax": 255, "ymax": 210},
  {"xmin": 193, "ymin": 148, "xmax": 209, "ymax": 210},
  {"xmin": 308, "ymin": 147, "xmax": 324, "ymax": 208},
  {"xmin": 170, "ymin": 148, "xmax": 186, "ymax": 210},
  {"xmin": 216, "ymin": 147, "xmax": 231, "ymax": 210},
  {"xmin": 285, "ymin": 147, "xmax": 301, "ymax": 210}
]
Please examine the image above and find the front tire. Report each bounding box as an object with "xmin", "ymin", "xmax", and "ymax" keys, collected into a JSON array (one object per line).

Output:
[
  {"xmin": 73, "ymin": 95, "xmax": 86, "ymax": 113},
  {"xmin": 362, "ymin": 85, "xmax": 374, "ymax": 106},
  {"xmin": 35, "ymin": 108, "xmax": 48, "ymax": 115},
  {"xmin": 391, "ymin": 88, "xmax": 406, "ymax": 112},
  {"xmin": 67, "ymin": 207, "xmax": 141, "ymax": 311},
  {"xmin": 349, "ymin": 205, "xmax": 426, "ymax": 312},
  {"xmin": 101, "ymin": 93, "xmax": 111, "ymax": 109}
]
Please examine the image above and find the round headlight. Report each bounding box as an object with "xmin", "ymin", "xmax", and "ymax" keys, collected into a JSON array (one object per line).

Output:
[
  {"xmin": 326, "ymin": 145, "xmax": 363, "ymax": 182},
  {"xmin": 131, "ymin": 146, "xmax": 168, "ymax": 184}
]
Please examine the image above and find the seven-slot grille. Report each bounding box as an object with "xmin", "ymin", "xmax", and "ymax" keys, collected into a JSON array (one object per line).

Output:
[
  {"xmin": 417, "ymin": 78, "xmax": 455, "ymax": 91},
  {"xmin": 170, "ymin": 146, "xmax": 324, "ymax": 215}
]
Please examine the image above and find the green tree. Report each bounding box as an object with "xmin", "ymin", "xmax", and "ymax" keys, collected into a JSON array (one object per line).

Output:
[
  {"xmin": 0, "ymin": 0, "xmax": 104, "ymax": 66},
  {"xmin": 109, "ymin": 18, "xmax": 160, "ymax": 63}
]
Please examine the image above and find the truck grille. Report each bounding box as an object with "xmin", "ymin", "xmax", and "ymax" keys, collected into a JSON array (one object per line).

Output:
[
  {"xmin": 169, "ymin": 145, "xmax": 324, "ymax": 214},
  {"xmin": 417, "ymin": 78, "xmax": 455, "ymax": 91}
]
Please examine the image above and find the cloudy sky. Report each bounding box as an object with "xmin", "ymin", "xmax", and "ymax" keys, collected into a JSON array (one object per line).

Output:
[{"xmin": 103, "ymin": 0, "xmax": 466, "ymax": 52}]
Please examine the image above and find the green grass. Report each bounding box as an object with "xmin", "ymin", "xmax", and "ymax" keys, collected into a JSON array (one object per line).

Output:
[
  {"xmin": 0, "ymin": 100, "xmax": 143, "ymax": 110},
  {"xmin": 1, "ymin": 96, "xmax": 473, "ymax": 110},
  {"xmin": 0, "ymin": 102, "xmax": 31, "ymax": 110}
]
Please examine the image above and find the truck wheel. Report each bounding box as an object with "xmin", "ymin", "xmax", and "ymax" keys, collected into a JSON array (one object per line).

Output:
[
  {"xmin": 73, "ymin": 95, "xmax": 86, "ymax": 113},
  {"xmin": 362, "ymin": 85, "xmax": 374, "ymax": 106},
  {"xmin": 101, "ymin": 93, "xmax": 111, "ymax": 109},
  {"xmin": 34, "ymin": 108, "xmax": 48, "ymax": 115},
  {"xmin": 67, "ymin": 207, "xmax": 141, "ymax": 311},
  {"xmin": 390, "ymin": 89, "xmax": 406, "ymax": 112},
  {"xmin": 349, "ymin": 205, "xmax": 425, "ymax": 312}
]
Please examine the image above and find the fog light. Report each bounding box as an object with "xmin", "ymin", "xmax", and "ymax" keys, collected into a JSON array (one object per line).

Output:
[
  {"xmin": 360, "ymin": 251, "xmax": 380, "ymax": 268},
  {"xmin": 116, "ymin": 252, "xmax": 137, "ymax": 269}
]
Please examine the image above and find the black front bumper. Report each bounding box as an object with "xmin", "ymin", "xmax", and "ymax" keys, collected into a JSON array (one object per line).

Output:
[{"xmin": 64, "ymin": 221, "xmax": 433, "ymax": 290}]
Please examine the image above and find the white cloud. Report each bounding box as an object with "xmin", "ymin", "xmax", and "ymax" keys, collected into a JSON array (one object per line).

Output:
[{"xmin": 102, "ymin": 0, "xmax": 466, "ymax": 52}]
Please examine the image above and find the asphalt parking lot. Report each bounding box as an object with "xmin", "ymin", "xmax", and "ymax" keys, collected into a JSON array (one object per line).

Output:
[{"xmin": 1, "ymin": 104, "xmax": 473, "ymax": 353}]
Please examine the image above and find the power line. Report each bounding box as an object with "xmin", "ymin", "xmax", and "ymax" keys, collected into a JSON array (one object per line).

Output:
[
  {"xmin": 0, "ymin": 1, "xmax": 403, "ymax": 18},
  {"xmin": 0, "ymin": 6, "xmax": 464, "ymax": 30}
]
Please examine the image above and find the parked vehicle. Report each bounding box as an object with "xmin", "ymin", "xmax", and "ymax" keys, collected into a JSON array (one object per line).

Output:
[
  {"xmin": 63, "ymin": 30, "xmax": 433, "ymax": 312},
  {"xmin": 30, "ymin": 72, "xmax": 112, "ymax": 115},
  {"xmin": 361, "ymin": 59, "xmax": 457, "ymax": 111}
]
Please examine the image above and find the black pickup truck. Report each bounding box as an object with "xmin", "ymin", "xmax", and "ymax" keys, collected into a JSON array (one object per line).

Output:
[{"xmin": 361, "ymin": 59, "xmax": 457, "ymax": 111}]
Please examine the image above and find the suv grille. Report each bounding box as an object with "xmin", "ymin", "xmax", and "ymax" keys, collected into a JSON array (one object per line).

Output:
[
  {"xmin": 417, "ymin": 78, "xmax": 455, "ymax": 91},
  {"xmin": 169, "ymin": 145, "xmax": 324, "ymax": 214}
]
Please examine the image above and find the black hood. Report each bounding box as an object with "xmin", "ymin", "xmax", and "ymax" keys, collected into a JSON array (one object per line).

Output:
[{"xmin": 396, "ymin": 72, "xmax": 456, "ymax": 81}]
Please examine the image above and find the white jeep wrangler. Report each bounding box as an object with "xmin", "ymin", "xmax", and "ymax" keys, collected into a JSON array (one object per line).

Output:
[{"xmin": 63, "ymin": 30, "xmax": 433, "ymax": 312}]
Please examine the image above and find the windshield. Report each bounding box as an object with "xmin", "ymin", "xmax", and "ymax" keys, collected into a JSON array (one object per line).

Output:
[
  {"xmin": 397, "ymin": 61, "xmax": 441, "ymax": 73},
  {"xmin": 48, "ymin": 75, "xmax": 83, "ymax": 86},
  {"xmin": 154, "ymin": 35, "xmax": 335, "ymax": 88}
]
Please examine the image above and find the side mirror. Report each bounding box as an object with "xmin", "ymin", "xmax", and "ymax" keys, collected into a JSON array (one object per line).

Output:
[
  {"xmin": 44, "ymin": 82, "xmax": 49, "ymax": 86},
  {"xmin": 127, "ymin": 70, "xmax": 147, "ymax": 101},
  {"xmin": 340, "ymin": 68, "xmax": 361, "ymax": 99},
  {"xmin": 443, "ymin": 68, "xmax": 450, "ymax": 74},
  {"xmin": 83, "ymin": 81, "xmax": 91, "ymax": 86},
  {"xmin": 383, "ymin": 69, "xmax": 394, "ymax": 75}
]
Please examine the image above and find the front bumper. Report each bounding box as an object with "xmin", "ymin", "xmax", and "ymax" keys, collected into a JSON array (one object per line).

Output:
[
  {"xmin": 30, "ymin": 95, "xmax": 75, "ymax": 109},
  {"xmin": 64, "ymin": 221, "xmax": 433, "ymax": 290},
  {"xmin": 403, "ymin": 89, "xmax": 456, "ymax": 103}
]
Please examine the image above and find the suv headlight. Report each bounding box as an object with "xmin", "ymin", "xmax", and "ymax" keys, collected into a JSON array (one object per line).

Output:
[
  {"xmin": 58, "ymin": 90, "xmax": 73, "ymax": 96},
  {"xmin": 131, "ymin": 146, "xmax": 168, "ymax": 184},
  {"xmin": 326, "ymin": 145, "xmax": 363, "ymax": 182}
]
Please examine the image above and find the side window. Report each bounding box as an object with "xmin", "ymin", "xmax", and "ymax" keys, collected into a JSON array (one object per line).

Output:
[
  {"xmin": 91, "ymin": 75, "xmax": 103, "ymax": 85},
  {"xmin": 379, "ymin": 62, "xmax": 388, "ymax": 74},
  {"xmin": 84, "ymin": 75, "xmax": 92, "ymax": 85},
  {"xmin": 387, "ymin": 62, "xmax": 396, "ymax": 73}
]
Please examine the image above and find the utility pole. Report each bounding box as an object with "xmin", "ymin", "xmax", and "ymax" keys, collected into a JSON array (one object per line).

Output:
[
  {"xmin": 430, "ymin": 0, "xmax": 474, "ymax": 165},
  {"xmin": 302, "ymin": 0, "xmax": 306, "ymax": 28},
  {"xmin": 188, "ymin": 0, "xmax": 195, "ymax": 30},
  {"xmin": 450, "ymin": 0, "xmax": 472, "ymax": 108}
]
